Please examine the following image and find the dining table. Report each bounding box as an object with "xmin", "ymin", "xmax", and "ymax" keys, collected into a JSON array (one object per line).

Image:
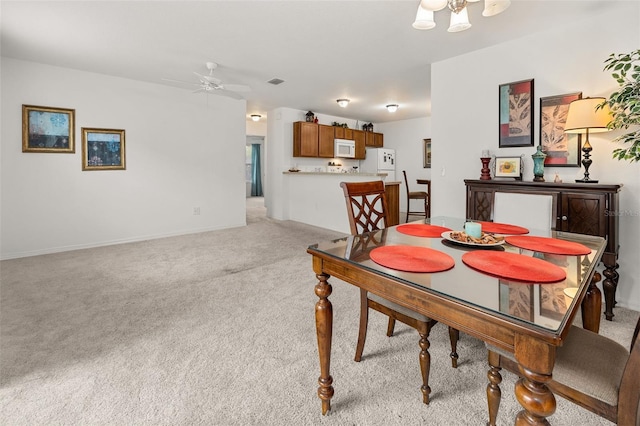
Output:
[{"xmin": 307, "ymin": 216, "xmax": 606, "ymax": 425}]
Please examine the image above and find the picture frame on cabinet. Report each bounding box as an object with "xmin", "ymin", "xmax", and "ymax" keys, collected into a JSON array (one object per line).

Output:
[
  {"xmin": 494, "ymin": 156, "xmax": 522, "ymax": 179},
  {"xmin": 81, "ymin": 127, "xmax": 126, "ymax": 171},
  {"xmin": 22, "ymin": 104, "xmax": 75, "ymax": 153},
  {"xmin": 423, "ymin": 139, "xmax": 431, "ymax": 168},
  {"xmin": 498, "ymin": 79, "xmax": 534, "ymax": 148},
  {"xmin": 539, "ymin": 92, "xmax": 582, "ymax": 167}
]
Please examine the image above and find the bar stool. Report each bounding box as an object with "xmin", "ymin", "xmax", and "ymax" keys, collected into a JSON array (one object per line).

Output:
[{"xmin": 402, "ymin": 170, "xmax": 429, "ymax": 223}]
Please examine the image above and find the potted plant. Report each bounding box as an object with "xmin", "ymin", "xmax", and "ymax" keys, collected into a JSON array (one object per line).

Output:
[{"xmin": 600, "ymin": 49, "xmax": 640, "ymax": 162}]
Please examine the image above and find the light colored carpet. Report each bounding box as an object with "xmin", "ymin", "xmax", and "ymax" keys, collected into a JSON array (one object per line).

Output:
[{"xmin": 1, "ymin": 197, "xmax": 637, "ymax": 425}]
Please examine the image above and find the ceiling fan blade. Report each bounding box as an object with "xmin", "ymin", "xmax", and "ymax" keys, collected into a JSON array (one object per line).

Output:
[
  {"xmin": 221, "ymin": 84, "xmax": 251, "ymax": 92},
  {"xmin": 212, "ymin": 89, "xmax": 244, "ymax": 100},
  {"xmin": 193, "ymin": 71, "xmax": 221, "ymax": 85},
  {"xmin": 162, "ymin": 78, "xmax": 200, "ymax": 87}
]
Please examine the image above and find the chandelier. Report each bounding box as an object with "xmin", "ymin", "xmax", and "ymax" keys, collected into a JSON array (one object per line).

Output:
[{"xmin": 413, "ymin": 0, "xmax": 511, "ymax": 33}]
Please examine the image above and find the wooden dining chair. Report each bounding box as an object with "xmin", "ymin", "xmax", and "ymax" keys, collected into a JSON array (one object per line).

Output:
[
  {"xmin": 485, "ymin": 315, "xmax": 640, "ymax": 426},
  {"xmin": 402, "ymin": 170, "xmax": 429, "ymax": 223},
  {"xmin": 340, "ymin": 180, "xmax": 460, "ymax": 405}
]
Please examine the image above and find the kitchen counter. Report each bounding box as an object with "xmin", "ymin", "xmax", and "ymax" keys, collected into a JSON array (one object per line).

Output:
[{"xmin": 283, "ymin": 171, "xmax": 386, "ymax": 177}]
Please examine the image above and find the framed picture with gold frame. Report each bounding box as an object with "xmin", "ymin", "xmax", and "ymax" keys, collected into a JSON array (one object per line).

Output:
[
  {"xmin": 423, "ymin": 139, "xmax": 431, "ymax": 168},
  {"xmin": 22, "ymin": 104, "xmax": 75, "ymax": 153},
  {"xmin": 81, "ymin": 128, "xmax": 126, "ymax": 171}
]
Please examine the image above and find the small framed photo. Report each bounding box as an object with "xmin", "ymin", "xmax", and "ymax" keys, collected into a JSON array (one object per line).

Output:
[
  {"xmin": 82, "ymin": 128, "xmax": 126, "ymax": 171},
  {"xmin": 540, "ymin": 92, "xmax": 582, "ymax": 167},
  {"xmin": 494, "ymin": 156, "xmax": 522, "ymax": 179},
  {"xmin": 22, "ymin": 104, "xmax": 75, "ymax": 153},
  {"xmin": 423, "ymin": 139, "xmax": 431, "ymax": 168},
  {"xmin": 499, "ymin": 79, "xmax": 534, "ymax": 148}
]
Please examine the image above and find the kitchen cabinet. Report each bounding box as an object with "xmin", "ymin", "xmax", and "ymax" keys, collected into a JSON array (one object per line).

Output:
[
  {"xmin": 293, "ymin": 122, "xmax": 334, "ymax": 158},
  {"xmin": 465, "ymin": 179, "xmax": 622, "ymax": 325},
  {"xmin": 334, "ymin": 127, "xmax": 353, "ymax": 140},
  {"xmin": 352, "ymin": 129, "xmax": 366, "ymax": 160},
  {"xmin": 365, "ymin": 131, "xmax": 384, "ymax": 147}
]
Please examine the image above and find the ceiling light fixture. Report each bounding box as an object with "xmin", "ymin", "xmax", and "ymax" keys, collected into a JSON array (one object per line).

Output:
[
  {"xmin": 337, "ymin": 99, "xmax": 350, "ymax": 108},
  {"xmin": 250, "ymin": 114, "xmax": 261, "ymax": 121},
  {"xmin": 386, "ymin": 104, "xmax": 399, "ymax": 113},
  {"xmin": 413, "ymin": 0, "xmax": 510, "ymax": 33}
]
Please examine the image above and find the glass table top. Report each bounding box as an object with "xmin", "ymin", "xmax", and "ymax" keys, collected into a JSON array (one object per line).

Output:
[{"xmin": 308, "ymin": 217, "xmax": 606, "ymax": 333}]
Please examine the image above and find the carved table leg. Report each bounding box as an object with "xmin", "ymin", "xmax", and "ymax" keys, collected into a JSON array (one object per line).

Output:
[
  {"xmin": 449, "ymin": 327, "xmax": 460, "ymax": 368},
  {"xmin": 514, "ymin": 336, "xmax": 556, "ymax": 425},
  {"xmin": 487, "ymin": 351, "xmax": 502, "ymax": 426},
  {"xmin": 315, "ymin": 273, "xmax": 334, "ymax": 415},
  {"xmin": 603, "ymin": 261, "xmax": 619, "ymax": 321},
  {"xmin": 419, "ymin": 325, "xmax": 432, "ymax": 405},
  {"xmin": 581, "ymin": 271, "xmax": 602, "ymax": 333}
]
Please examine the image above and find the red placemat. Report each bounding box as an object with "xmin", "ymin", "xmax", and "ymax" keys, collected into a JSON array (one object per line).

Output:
[
  {"xmin": 505, "ymin": 236, "xmax": 591, "ymax": 256},
  {"xmin": 396, "ymin": 224, "xmax": 452, "ymax": 238},
  {"xmin": 478, "ymin": 221, "xmax": 529, "ymax": 235},
  {"xmin": 461, "ymin": 251, "xmax": 566, "ymax": 283},
  {"xmin": 370, "ymin": 245, "xmax": 455, "ymax": 273}
]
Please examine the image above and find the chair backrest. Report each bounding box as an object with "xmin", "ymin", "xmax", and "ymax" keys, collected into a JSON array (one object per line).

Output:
[
  {"xmin": 402, "ymin": 170, "xmax": 410, "ymax": 195},
  {"xmin": 493, "ymin": 192, "xmax": 555, "ymax": 233},
  {"xmin": 617, "ymin": 315, "xmax": 640, "ymax": 425},
  {"xmin": 340, "ymin": 181, "xmax": 388, "ymax": 235}
]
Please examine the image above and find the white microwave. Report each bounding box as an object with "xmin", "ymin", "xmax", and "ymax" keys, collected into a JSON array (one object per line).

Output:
[{"xmin": 334, "ymin": 138, "xmax": 356, "ymax": 158}]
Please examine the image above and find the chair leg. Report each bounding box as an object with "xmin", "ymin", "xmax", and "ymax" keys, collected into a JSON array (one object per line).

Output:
[
  {"xmin": 354, "ymin": 289, "xmax": 369, "ymax": 362},
  {"xmin": 405, "ymin": 199, "xmax": 410, "ymax": 223},
  {"xmin": 448, "ymin": 327, "xmax": 460, "ymax": 368},
  {"xmin": 418, "ymin": 324, "xmax": 433, "ymax": 405},
  {"xmin": 486, "ymin": 351, "xmax": 503, "ymax": 426},
  {"xmin": 386, "ymin": 317, "xmax": 396, "ymax": 337},
  {"xmin": 423, "ymin": 197, "xmax": 428, "ymax": 218}
]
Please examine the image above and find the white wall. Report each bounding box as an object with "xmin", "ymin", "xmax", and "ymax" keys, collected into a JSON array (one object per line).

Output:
[
  {"xmin": 431, "ymin": 2, "xmax": 640, "ymax": 310},
  {"xmin": 377, "ymin": 117, "xmax": 432, "ymax": 217},
  {"xmin": 1, "ymin": 58, "xmax": 247, "ymax": 259}
]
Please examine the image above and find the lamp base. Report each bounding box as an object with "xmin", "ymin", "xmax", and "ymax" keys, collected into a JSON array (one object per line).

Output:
[{"xmin": 575, "ymin": 178, "xmax": 599, "ymax": 184}]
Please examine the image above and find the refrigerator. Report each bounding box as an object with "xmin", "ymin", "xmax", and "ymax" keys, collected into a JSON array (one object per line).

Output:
[{"xmin": 359, "ymin": 148, "xmax": 396, "ymax": 181}]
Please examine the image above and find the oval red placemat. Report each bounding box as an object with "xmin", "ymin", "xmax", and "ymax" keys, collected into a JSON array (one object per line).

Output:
[
  {"xmin": 396, "ymin": 224, "xmax": 452, "ymax": 238},
  {"xmin": 370, "ymin": 245, "xmax": 455, "ymax": 273},
  {"xmin": 505, "ymin": 236, "xmax": 591, "ymax": 256},
  {"xmin": 478, "ymin": 221, "xmax": 529, "ymax": 235},
  {"xmin": 461, "ymin": 251, "xmax": 566, "ymax": 283}
]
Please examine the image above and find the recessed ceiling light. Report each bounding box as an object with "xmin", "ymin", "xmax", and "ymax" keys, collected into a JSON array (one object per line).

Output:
[
  {"xmin": 337, "ymin": 99, "xmax": 350, "ymax": 108},
  {"xmin": 386, "ymin": 104, "xmax": 399, "ymax": 113}
]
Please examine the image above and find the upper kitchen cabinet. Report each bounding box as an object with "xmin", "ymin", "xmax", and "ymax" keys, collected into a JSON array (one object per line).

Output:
[
  {"xmin": 352, "ymin": 129, "xmax": 366, "ymax": 160},
  {"xmin": 293, "ymin": 122, "xmax": 334, "ymax": 158},
  {"xmin": 365, "ymin": 131, "xmax": 384, "ymax": 147},
  {"xmin": 334, "ymin": 127, "xmax": 353, "ymax": 140}
]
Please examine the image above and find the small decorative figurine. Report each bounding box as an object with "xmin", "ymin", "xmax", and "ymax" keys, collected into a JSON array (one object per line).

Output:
[
  {"xmin": 305, "ymin": 111, "xmax": 314, "ymax": 122},
  {"xmin": 554, "ymin": 173, "xmax": 562, "ymax": 183}
]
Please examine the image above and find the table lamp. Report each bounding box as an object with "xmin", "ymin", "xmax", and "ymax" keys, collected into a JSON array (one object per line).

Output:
[{"xmin": 564, "ymin": 97, "xmax": 611, "ymax": 183}]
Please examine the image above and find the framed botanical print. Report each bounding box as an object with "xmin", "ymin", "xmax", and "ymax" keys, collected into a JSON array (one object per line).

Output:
[
  {"xmin": 499, "ymin": 79, "xmax": 534, "ymax": 148},
  {"xmin": 22, "ymin": 104, "xmax": 75, "ymax": 153},
  {"xmin": 539, "ymin": 92, "xmax": 582, "ymax": 167},
  {"xmin": 81, "ymin": 128, "xmax": 126, "ymax": 171},
  {"xmin": 423, "ymin": 139, "xmax": 431, "ymax": 168}
]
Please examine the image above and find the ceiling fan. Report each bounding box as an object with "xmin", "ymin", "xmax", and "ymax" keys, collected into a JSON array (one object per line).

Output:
[{"xmin": 163, "ymin": 62, "xmax": 250, "ymax": 99}]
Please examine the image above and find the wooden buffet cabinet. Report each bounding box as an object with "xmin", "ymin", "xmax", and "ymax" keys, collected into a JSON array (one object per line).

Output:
[
  {"xmin": 293, "ymin": 121, "xmax": 382, "ymax": 159},
  {"xmin": 465, "ymin": 179, "xmax": 623, "ymax": 322}
]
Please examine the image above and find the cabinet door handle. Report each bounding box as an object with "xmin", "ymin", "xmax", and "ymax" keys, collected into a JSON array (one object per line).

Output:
[{"xmin": 562, "ymin": 215, "xmax": 568, "ymax": 221}]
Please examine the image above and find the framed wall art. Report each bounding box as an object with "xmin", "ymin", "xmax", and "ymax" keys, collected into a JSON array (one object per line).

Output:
[
  {"xmin": 423, "ymin": 139, "xmax": 431, "ymax": 168},
  {"xmin": 499, "ymin": 79, "xmax": 534, "ymax": 148},
  {"xmin": 539, "ymin": 92, "xmax": 582, "ymax": 167},
  {"xmin": 81, "ymin": 128, "xmax": 126, "ymax": 171},
  {"xmin": 22, "ymin": 104, "xmax": 75, "ymax": 153},
  {"xmin": 494, "ymin": 156, "xmax": 522, "ymax": 179}
]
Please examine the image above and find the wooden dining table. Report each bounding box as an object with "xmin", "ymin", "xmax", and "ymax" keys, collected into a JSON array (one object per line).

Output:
[{"xmin": 307, "ymin": 217, "xmax": 606, "ymax": 425}]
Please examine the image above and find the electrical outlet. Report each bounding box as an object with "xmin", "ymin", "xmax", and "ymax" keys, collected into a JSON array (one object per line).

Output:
[{"xmin": 193, "ymin": 207, "xmax": 200, "ymax": 215}]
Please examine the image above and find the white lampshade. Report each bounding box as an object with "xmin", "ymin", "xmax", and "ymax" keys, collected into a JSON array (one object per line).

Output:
[
  {"xmin": 337, "ymin": 99, "xmax": 350, "ymax": 108},
  {"xmin": 420, "ymin": 0, "xmax": 447, "ymax": 12},
  {"xmin": 482, "ymin": 0, "xmax": 511, "ymax": 17},
  {"xmin": 448, "ymin": 7, "xmax": 471, "ymax": 32},
  {"xmin": 386, "ymin": 104, "xmax": 399, "ymax": 113},
  {"xmin": 564, "ymin": 98, "xmax": 611, "ymax": 134},
  {"xmin": 413, "ymin": 5, "xmax": 436, "ymax": 30}
]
